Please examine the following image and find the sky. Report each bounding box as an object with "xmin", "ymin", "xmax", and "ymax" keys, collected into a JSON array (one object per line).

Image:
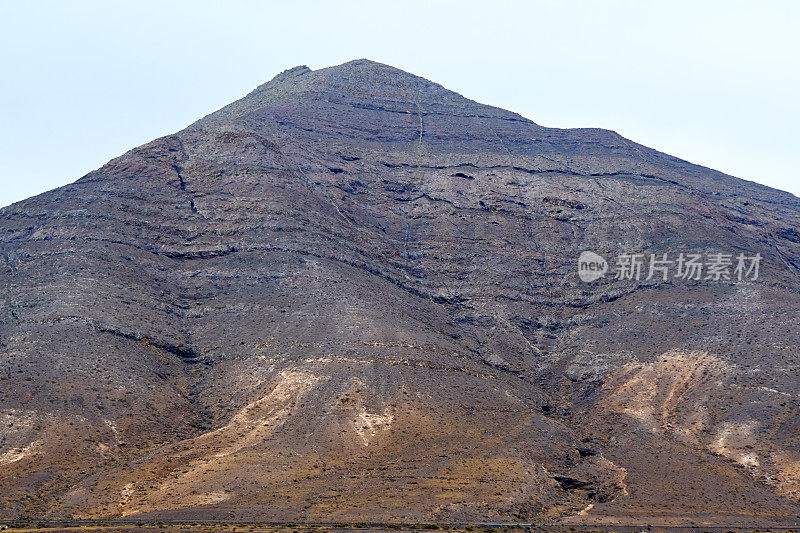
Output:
[{"xmin": 1, "ymin": 1, "xmax": 798, "ymax": 207}]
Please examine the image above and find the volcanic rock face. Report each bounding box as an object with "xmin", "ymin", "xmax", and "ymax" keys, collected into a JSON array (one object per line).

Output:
[{"xmin": 1, "ymin": 59, "xmax": 800, "ymax": 525}]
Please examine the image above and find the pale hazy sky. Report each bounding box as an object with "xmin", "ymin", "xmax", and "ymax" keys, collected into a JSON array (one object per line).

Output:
[{"xmin": 1, "ymin": 1, "xmax": 798, "ymax": 207}]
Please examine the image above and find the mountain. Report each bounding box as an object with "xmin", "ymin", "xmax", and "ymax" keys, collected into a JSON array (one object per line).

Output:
[{"xmin": 1, "ymin": 59, "xmax": 800, "ymax": 527}]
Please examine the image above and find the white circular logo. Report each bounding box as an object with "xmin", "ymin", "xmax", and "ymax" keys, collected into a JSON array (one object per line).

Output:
[{"xmin": 578, "ymin": 251, "xmax": 608, "ymax": 282}]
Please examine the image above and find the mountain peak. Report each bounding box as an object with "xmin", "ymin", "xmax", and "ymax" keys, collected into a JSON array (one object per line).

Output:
[
  {"xmin": 3, "ymin": 57, "xmax": 800, "ymax": 526},
  {"xmin": 195, "ymin": 59, "xmax": 521, "ymax": 129}
]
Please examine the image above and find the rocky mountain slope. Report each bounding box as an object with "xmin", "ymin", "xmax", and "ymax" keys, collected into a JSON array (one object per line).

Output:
[{"xmin": 1, "ymin": 59, "xmax": 800, "ymax": 527}]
